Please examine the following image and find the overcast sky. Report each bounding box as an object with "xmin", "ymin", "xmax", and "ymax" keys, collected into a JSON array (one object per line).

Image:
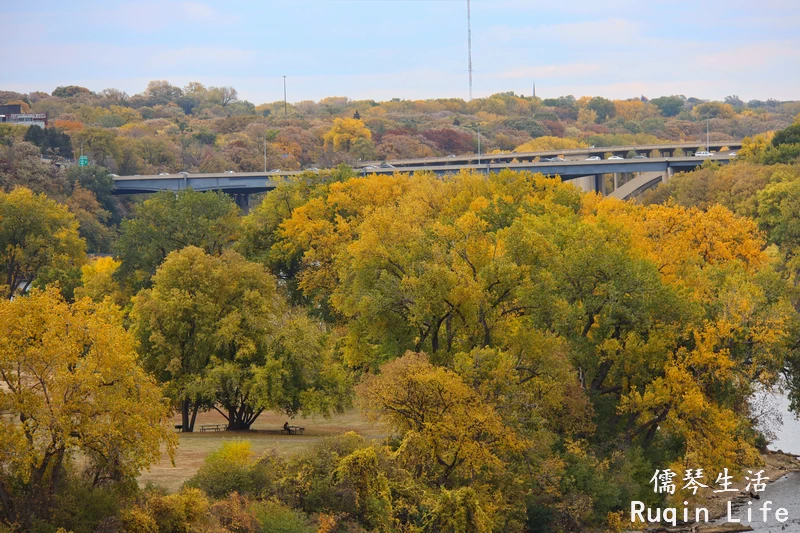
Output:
[{"xmin": 3, "ymin": 0, "xmax": 799, "ymax": 104}]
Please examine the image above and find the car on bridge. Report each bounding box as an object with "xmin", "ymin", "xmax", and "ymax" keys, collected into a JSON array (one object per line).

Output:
[
  {"xmin": 542, "ymin": 156, "xmax": 565, "ymax": 162},
  {"xmin": 585, "ymin": 156, "xmax": 601, "ymax": 161},
  {"xmin": 694, "ymin": 151, "xmax": 712, "ymax": 157},
  {"xmin": 608, "ymin": 156, "xmax": 624, "ymax": 160},
  {"xmin": 633, "ymin": 154, "xmax": 648, "ymax": 159}
]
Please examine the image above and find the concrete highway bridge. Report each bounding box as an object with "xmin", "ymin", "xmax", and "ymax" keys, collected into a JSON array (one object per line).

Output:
[
  {"xmin": 354, "ymin": 140, "xmax": 743, "ymax": 169},
  {"xmin": 113, "ymin": 146, "xmax": 739, "ymax": 210}
]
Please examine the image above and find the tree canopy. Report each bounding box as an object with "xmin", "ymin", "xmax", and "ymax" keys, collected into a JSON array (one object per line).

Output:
[
  {"xmin": 0, "ymin": 187, "xmax": 85, "ymax": 298},
  {"xmin": 0, "ymin": 288, "xmax": 175, "ymax": 528}
]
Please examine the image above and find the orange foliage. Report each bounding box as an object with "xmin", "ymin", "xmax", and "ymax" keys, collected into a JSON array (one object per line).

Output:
[{"xmin": 53, "ymin": 119, "xmax": 84, "ymax": 132}]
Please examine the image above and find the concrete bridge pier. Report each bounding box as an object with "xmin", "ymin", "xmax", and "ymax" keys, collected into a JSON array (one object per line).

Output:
[
  {"xmin": 231, "ymin": 193, "xmax": 251, "ymax": 214},
  {"xmin": 594, "ymin": 174, "xmax": 605, "ymax": 195}
]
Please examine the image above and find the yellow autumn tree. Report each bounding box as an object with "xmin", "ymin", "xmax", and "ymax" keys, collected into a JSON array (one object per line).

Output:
[
  {"xmin": 357, "ymin": 352, "xmax": 522, "ymax": 485},
  {"xmin": 323, "ymin": 117, "xmax": 372, "ymax": 153},
  {"xmin": 581, "ymin": 195, "xmax": 794, "ymax": 476},
  {"xmin": 739, "ymin": 131, "xmax": 776, "ymax": 161},
  {"xmin": 0, "ymin": 288, "xmax": 176, "ymax": 528},
  {"xmin": 613, "ymin": 99, "xmax": 658, "ymax": 122},
  {"xmin": 74, "ymin": 256, "xmax": 129, "ymax": 307},
  {"xmin": 0, "ymin": 187, "xmax": 86, "ymax": 299},
  {"xmin": 514, "ymin": 136, "xmax": 586, "ymax": 152}
]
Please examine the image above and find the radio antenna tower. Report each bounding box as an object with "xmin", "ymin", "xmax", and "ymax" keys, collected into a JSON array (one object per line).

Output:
[{"xmin": 467, "ymin": 0, "xmax": 473, "ymax": 101}]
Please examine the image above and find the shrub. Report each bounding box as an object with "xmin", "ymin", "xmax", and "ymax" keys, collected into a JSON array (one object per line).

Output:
[
  {"xmin": 210, "ymin": 493, "xmax": 260, "ymax": 533},
  {"xmin": 186, "ymin": 440, "xmax": 255, "ymax": 499},
  {"xmin": 145, "ymin": 487, "xmax": 213, "ymax": 533},
  {"xmin": 250, "ymin": 500, "xmax": 314, "ymax": 533}
]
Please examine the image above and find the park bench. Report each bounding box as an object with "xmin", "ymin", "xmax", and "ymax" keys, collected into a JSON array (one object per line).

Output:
[
  {"xmin": 281, "ymin": 425, "xmax": 305, "ymax": 435},
  {"xmin": 199, "ymin": 424, "xmax": 226, "ymax": 432}
]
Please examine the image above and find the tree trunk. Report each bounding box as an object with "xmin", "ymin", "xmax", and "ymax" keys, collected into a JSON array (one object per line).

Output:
[
  {"xmin": 227, "ymin": 419, "xmax": 253, "ymax": 431},
  {"xmin": 189, "ymin": 404, "xmax": 200, "ymax": 432},
  {"xmin": 181, "ymin": 399, "xmax": 192, "ymax": 432}
]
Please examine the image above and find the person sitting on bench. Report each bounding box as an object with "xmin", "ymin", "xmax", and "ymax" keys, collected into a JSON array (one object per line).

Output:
[{"xmin": 283, "ymin": 421, "xmax": 291, "ymax": 433}]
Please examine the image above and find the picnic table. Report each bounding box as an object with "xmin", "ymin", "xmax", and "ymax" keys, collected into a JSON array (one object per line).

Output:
[
  {"xmin": 281, "ymin": 425, "xmax": 305, "ymax": 435},
  {"xmin": 199, "ymin": 424, "xmax": 227, "ymax": 432}
]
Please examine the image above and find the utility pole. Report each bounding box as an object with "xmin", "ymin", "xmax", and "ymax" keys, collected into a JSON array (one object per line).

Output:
[
  {"xmin": 706, "ymin": 117, "xmax": 710, "ymax": 152},
  {"xmin": 467, "ymin": 0, "xmax": 473, "ymax": 101},
  {"xmin": 477, "ymin": 123, "xmax": 481, "ymax": 162},
  {"xmin": 283, "ymin": 76, "xmax": 287, "ymax": 116}
]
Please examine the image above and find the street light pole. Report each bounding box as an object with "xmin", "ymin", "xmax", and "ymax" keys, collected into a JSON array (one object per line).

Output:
[
  {"xmin": 283, "ymin": 76, "xmax": 287, "ymax": 116},
  {"xmin": 477, "ymin": 123, "xmax": 481, "ymax": 163}
]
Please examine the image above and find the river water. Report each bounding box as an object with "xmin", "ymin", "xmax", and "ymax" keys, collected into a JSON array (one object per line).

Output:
[{"xmin": 713, "ymin": 392, "xmax": 800, "ymax": 531}]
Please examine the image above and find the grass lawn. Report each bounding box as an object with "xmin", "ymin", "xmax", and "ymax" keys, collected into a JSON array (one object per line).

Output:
[{"xmin": 138, "ymin": 409, "xmax": 384, "ymax": 493}]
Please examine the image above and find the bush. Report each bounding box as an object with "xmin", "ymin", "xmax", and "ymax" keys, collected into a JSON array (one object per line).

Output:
[
  {"xmin": 250, "ymin": 500, "xmax": 315, "ymax": 533},
  {"xmin": 186, "ymin": 440, "xmax": 258, "ymax": 499},
  {"xmin": 210, "ymin": 493, "xmax": 260, "ymax": 533},
  {"xmin": 48, "ymin": 476, "xmax": 125, "ymax": 533},
  {"xmin": 145, "ymin": 487, "xmax": 213, "ymax": 533},
  {"xmin": 119, "ymin": 507, "xmax": 158, "ymax": 533}
]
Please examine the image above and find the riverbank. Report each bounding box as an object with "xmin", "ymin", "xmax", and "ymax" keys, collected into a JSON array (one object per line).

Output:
[
  {"xmin": 702, "ymin": 450, "xmax": 800, "ymax": 523},
  {"xmin": 632, "ymin": 450, "xmax": 800, "ymax": 533}
]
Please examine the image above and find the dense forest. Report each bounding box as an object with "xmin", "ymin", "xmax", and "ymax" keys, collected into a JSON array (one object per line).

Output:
[
  {"xmin": 1, "ymin": 82, "xmax": 798, "ymax": 175},
  {"xmin": 0, "ymin": 83, "xmax": 799, "ymax": 532}
]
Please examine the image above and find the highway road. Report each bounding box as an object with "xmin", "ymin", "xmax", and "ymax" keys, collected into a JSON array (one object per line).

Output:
[
  {"xmin": 354, "ymin": 141, "xmax": 743, "ymax": 169},
  {"xmin": 113, "ymin": 154, "xmax": 734, "ymax": 201}
]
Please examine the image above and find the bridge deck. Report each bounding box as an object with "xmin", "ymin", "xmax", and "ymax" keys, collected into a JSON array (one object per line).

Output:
[{"xmin": 112, "ymin": 155, "xmax": 732, "ymax": 195}]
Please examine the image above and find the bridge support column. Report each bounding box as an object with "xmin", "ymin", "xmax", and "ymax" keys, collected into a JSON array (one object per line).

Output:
[
  {"xmin": 613, "ymin": 173, "xmax": 618, "ymax": 191},
  {"xmin": 233, "ymin": 193, "xmax": 251, "ymax": 214},
  {"xmin": 594, "ymin": 174, "xmax": 605, "ymax": 195}
]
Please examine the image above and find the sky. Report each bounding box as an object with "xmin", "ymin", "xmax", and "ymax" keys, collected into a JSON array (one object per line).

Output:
[{"xmin": 2, "ymin": 0, "xmax": 799, "ymax": 104}]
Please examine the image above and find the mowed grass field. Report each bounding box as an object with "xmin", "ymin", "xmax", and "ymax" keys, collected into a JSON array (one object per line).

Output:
[{"xmin": 138, "ymin": 409, "xmax": 385, "ymax": 493}]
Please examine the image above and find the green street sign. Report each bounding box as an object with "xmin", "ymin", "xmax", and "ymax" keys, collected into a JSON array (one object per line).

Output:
[{"xmin": 79, "ymin": 156, "xmax": 88, "ymax": 167}]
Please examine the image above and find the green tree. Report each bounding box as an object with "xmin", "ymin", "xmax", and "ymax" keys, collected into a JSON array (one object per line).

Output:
[
  {"xmin": 587, "ymin": 97, "xmax": 616, "ymax": 122},
  {"xmin": 51, "ymin": 85, "xmax": 92, "ymax": 98},
  {"xmin": 772, "ymin": 123, "xmax": 800, "ymax": 147},
  {"xmin": 650, "ymin": 95, "xmax": 684, "ymax": 117},
  {"xmin": 131, "ymin": 247, "xmax": 348, "ymax": 431},
  {"xmin": 116, "ymin": 189, "xmax": 240, "ymax": 288}
]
